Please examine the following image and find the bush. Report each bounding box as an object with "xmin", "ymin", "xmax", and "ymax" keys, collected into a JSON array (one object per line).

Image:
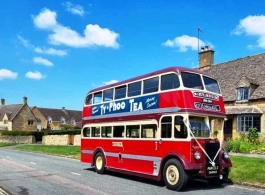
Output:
[
  {"xmin": 247, "ymin": 127, "xmax": 260, "ymax": 145},
  {"xmin": 239, "ymin": 141, "xmax": 251, "ymax": 153},
  {"xmin": 223, "ymin": 139, "xmax": 233, "ymax": 152},
  {"xmin": 231, "ymin": 139, "xmax": 241, "ymax": 153},
  {"xmin": 43, "ymin": 129, "xmax": 81, "ymax": 136}
]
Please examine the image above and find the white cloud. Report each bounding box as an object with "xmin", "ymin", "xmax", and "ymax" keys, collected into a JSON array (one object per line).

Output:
[
  {"xmin": 232, "ymin": 15, "xmax": 265, "ymax": 48},
  {"xmin": 0, "ymin": 69, "xmax": 18, "ymax": 80},
  {"xmin": 33, "ymin": 8, "xmax": 119, "ymax": 48},
  {"xmin": 163, "ymin": 35, "xmax": 206, "ymax": 52},
  {"xmin": 17, "ymin": 35, "xmax": 33, "ymax": 48},
  {"xmin": 33, "ymin": 8, "xmax": 57, "ymax": 29},
  {"xmin": 33, "ymin": 57, "xmax": 53, "ymax": 66},
  {"xmin": 63, "ymin": 2, "xmax": 85, "ymax": 16},
  {"xmin": 25, "ymin": 71, "xmax": 46, "ymax": 80},
  {"xmin": 103, "ymin": 80, "xmax": 118, "ymax": 85},
  {"xmin": 34, "ymin": 47, "xmax": 68, "ymax": 56}
]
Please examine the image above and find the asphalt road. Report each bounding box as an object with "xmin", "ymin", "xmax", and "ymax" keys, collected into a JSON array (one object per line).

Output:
[{"xmin": 0, "ymin": 148, "xmax": 264, "ymax": 195}]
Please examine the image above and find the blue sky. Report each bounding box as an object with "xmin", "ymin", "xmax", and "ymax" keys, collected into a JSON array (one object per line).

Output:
[{"xmin": 1, "ymin": 0, "xmax": 265, "ymax": 110}]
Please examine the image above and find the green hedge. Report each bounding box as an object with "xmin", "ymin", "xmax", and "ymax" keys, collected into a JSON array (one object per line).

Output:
[{"xmin": 0, "ymin": 129, "xmax": 81, "ymax": 142}]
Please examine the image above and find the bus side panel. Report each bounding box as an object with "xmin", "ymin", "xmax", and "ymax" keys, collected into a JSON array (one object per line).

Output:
[
  {"xmin": 122, "ymin": 140, "xmax": 191, "ymax": 176},
  {"xmin": 81, "ymin": 139, "xmax": 124, "ymax": 169}
]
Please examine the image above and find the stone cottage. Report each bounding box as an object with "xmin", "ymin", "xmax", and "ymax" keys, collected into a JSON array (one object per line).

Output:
[{"xmin": 198, "ymin": 46, "xmax": 265, "ymax": 139}]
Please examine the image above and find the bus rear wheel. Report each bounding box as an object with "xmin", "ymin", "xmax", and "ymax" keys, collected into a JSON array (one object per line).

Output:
[
  {"xmin": 163, "ymin": 158, "xmax": 188, "ymax": 191},
  {"xmin": 94, "ymin": 152, "xmax": 106, "ymax": 174}
]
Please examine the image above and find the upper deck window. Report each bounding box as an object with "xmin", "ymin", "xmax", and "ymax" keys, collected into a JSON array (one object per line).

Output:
[
  {"xmin": 85, "ymin": 94, "xmax": 93, "ymax": 105},
  {"xmin": 103, "ymin": 89, "xmax": 113, "ymax": 102},
  {"xmin": 161, "ymin": 73, "xmax": 180, "ymax": 91},
  {"xmin": 115, "ymin": 85, "xmax": 126, "ymax": 99},
  {"xmin": 128, "ymin": 81, "xmax": 141, "ymax": 97},
  {"xmin": 181, "ymin": 72, "xmax": 203, "ymax": 90},
  {"xmin": 94, "ymin": 92, "xmax": 102, "ymax": 104},
  {"xmin": 143, "ymin": 77, "xmax": 159, "ymax": 94},
  {"xmin": 203, "ymin": 76, "xmax": 220, "ymax": 94}
]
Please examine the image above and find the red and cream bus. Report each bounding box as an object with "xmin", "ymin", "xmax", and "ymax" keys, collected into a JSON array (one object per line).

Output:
[{"xmin": 81, "ymin": 66, "xmax": 232, "ymax": 191}]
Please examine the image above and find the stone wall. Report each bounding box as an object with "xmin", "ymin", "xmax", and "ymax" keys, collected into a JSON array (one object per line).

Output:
[
  {"xmin": 42, "ymin": 135, "xmax": 69, "ymax": 145},
  {"xmin": 74, "ymin": 135, "xmax": 80, "ymax": 146},
  {"xmin": 0, "ymin": 135, "xmax": 35, "ymax": 144}
]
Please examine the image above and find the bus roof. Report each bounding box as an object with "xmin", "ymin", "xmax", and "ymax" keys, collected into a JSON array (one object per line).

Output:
[{"xmin": 89, "ymin": 66, "xmax": 213, "ymax": 93}]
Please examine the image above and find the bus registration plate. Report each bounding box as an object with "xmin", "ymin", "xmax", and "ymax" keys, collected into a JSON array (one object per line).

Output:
[{"xmin": 206, "ymin": 165, "xmax": 219, "ymax": 176}]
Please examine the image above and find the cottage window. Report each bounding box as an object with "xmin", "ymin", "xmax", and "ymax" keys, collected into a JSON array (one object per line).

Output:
[
  {"xmin": 71, "ymin": 119, "xmax": 76, "ymax": 125},
  {"xmin": 48, "ymin": 117, "xmax": 52, "ymax": 124},
  {"xmin": 60, "ymin": 117, "xmax": 66, "ymax": 124},
  {"xmin": 28, "ymin": 120, "xmax": 34, "ymax": 125},
  {"xmin": 237, "ymin": 115, "xmax": 261, "ymax": 132},
  {"xmin": 236, "ymin": 87, "xmax": 249, "ymax": 101},
  {"xmin": 3, "ymin": 120, "xmax": 8, "ymax": 124}
]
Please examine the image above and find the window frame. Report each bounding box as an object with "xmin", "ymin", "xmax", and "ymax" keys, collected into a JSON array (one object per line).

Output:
[
  {"xmin": 128, "ymin": 81, "xmax": 142, "ymax": 97},
  {"xmin": 236, "ymin": 87, "xmax": 250, "ymax": 101},
  {"xmin": 181, "ymin": 72, "xmax": 204, "ymax": 90},
  {"xmin": 237, "ymin": 115, "xmax": 261, "ymax": 132},
  {"xmin": 161, "ymin": 73, "xmax": 180, "ymax": 91}
]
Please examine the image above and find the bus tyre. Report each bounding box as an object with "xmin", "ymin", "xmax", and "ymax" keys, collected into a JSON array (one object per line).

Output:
[
  {"xmin": 207, "ymin": 168, "xmax": 229, "ymax": 185},
  {"xmin": 94, "ymin": 152, "xmax": 106, "ymax": 174},
  {"xmin": 163, "ymin": 158, "xmax": 188, "ymax": 191}
]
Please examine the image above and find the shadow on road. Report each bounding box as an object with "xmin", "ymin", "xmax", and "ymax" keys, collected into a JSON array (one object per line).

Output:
[{"xmin": 84, "ymin": 168, "xmax": 233, "ymax": 191}]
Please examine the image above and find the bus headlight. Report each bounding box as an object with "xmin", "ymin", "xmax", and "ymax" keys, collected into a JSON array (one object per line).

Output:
[
  {"xmin": 223, "ymin": 152, "xmax": 229, "ymax": 159},
  {"xmin": 194, "ymin": 151, "xmax": 201, "ymax": 160}
]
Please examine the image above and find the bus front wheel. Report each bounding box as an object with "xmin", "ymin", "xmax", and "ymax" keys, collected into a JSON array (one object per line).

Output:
[
  {"xmin": 94, "ymin": 152, "xmax": 106, "ymax": 174},
  {"xmin": 163, "ymin": 158, "xmax": 188, "ymax": 191}
]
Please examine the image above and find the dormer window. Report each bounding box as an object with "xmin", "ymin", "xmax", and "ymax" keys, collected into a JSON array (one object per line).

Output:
[
  {"xmin": 236, "ymin": 87, "xmax": 249, "ymax": 101},
  {"xmin": 60, "ymin": 117, "xmax": 66, "ymax": 124},
  {"xmin": 48, "ymin": 117, "xmax": 52, "ymax": 124}
]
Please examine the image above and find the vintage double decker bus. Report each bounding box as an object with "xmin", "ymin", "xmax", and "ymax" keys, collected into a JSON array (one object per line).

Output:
[{"xmin": 81, "ymin": 66, "xmax": 232, "ymax": 191}]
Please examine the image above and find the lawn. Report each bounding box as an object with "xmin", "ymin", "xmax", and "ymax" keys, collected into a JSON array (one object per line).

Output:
[{"xmin": 15, "ymin": 145, "xmax": 81, "ymax": 159}]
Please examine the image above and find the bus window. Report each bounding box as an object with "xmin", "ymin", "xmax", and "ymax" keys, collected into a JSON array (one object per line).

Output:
[
  {"xmin": 174, "ymin": 116, "xmax": 187, "ymax": 138},
  {"xmin": 161, "ymin": 116, "xmax": 172, "ymax": 138},
  {"xmin": 141, "ymin": 124, "xmax": 157, "ymax": 138},
  {"xmin": 103, "ymin": 88, "xmax": 113, "ymax": 102},
  {"xmin": 189, "ymin": 116, "xmax": 210, "ymax": 137},
  {"xmin": 126, "ymin": 125, "xmax": 140, "ymax": 138},
  {"xmin": 203, "ymin": 76, "xmax": 220, "ymax": 94},
  {"xmin": 128, "ymin": 81, "xmax": 141, "ymax": 97},
  {"xmin": 85, "ymin": 94, "xmax": 93, "ymax": 105},
  {"xmin": 143, "ymin": 77, "xmax": 159, "ymax": 94},
  {"xmin": 181, "ymin": 72, "xmax": 203, "ymax": 90},
  {"xmin": 161, "ymin": 73, "xmax": 180, "ymax": 91},
  {"xmin": 113, "ymin": 126, "xmax": 124, "ymax": 138},
  {"xmin": 83, "ymin": 127, "xmax": 90, "ymax": 137},
  {"xmin": 115, "ymin": 85, "xmax": 127, "ymax": 99},
  {"xmin": 101, "ymin": 126, "xmax": 112, "ymax": 138},
  {"xmin": 94, "ymin": 92, "xmax": 102, "ymax": 104},
  {"xmin": 91, "ymin": 127, "xmax": 100, "ymax": 137}
]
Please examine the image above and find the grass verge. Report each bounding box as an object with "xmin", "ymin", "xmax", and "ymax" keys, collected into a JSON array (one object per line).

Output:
[
  {"xmin": 0, "ymin": 143, "xmax": 17, "ymax": 147},
  {"xmin": 15, "ymin": 145, "xmax": 80, "ymax": 159},
  {"xmin": 229, "ymin": 156, "xmax": 265, "ymax": 188}
]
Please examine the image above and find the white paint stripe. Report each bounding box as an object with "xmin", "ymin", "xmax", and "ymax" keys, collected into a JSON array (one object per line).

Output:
[
  {"xmin": 0, "ymin": 188, "xmax": 9, "ymax": 195},
  {"xmin": 70, "ymin": 172, "xmax": 81, "ymax": 176},
  {"xmin": 30, "ymin": 162, "xmax": 36, "ymax": 165}
]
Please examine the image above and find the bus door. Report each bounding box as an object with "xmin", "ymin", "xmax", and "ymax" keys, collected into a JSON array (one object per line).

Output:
[{"xmin": 107, "ymin": 125, "xmax": 125, "ymax": 169}]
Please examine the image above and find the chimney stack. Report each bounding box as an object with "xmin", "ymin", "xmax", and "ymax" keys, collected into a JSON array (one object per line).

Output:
[
  {"xmin": 23, "ymin": 96, "xmax": 28, "ymax": 104},
  {"xmin": 62, "ymin": 107, "xmax": 65, "ymax": 111},
  {"xmin": 198, "ymin": 46, "xmax": 214, "ymax": 70},
  {"xmin": 1, "ymin": 98, "xmax": 5, "ymax": 106}
]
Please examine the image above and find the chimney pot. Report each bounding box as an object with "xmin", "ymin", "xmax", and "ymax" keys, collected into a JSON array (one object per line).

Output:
[{"xmin": 62, "ymin": 107, "xmax": 65, "ymax": 110}]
